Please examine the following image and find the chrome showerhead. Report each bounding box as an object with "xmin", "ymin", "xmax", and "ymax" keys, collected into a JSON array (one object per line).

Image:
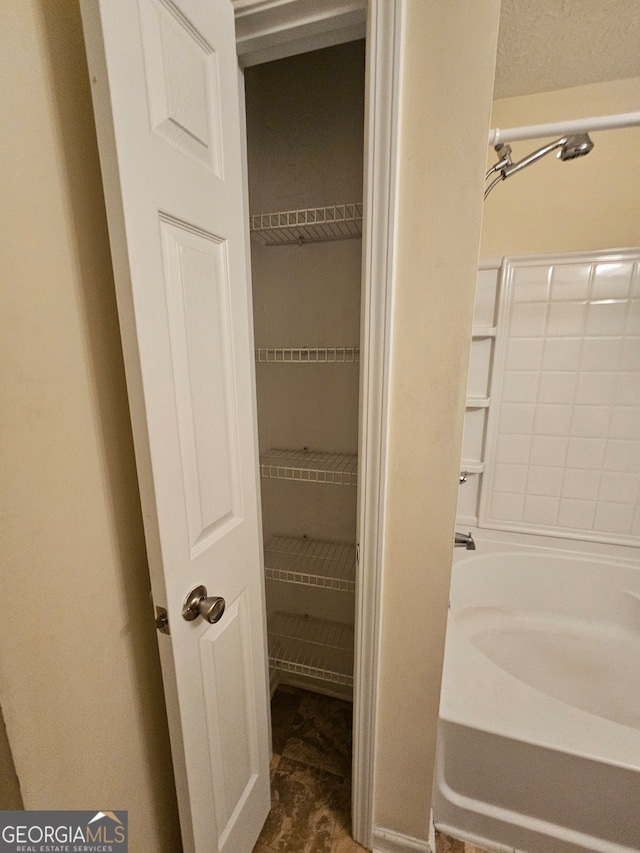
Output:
[
  {"xmin": 558, "ymin": 133, "xmax": 594, "ymax": 160},
  {"xmin": 484, "ymin": 132, "xmax": 595, "ymax": 200}
]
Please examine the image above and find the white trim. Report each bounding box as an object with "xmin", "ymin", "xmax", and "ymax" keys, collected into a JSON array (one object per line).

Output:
[
  {"xmin": 478, "ymin": 256, "xmax": 502, "ymax": 271},
  {"xmin": 428, "ymin": 810, "xmax": 436, "ymax": 853},
  {"xmin": 232, "ymin": 0, "xmax": 366, "ymax": 66},
  {"xmin": 372, "ymin": 826, "xmax": 432, "ymax": 853},
  {"xmin": 351, "ymin": 0, "xmax": 402, "ymax": 848},
  {"xmin": 488, "ymin": 110, "xmax": 640, "ymax": 146}
]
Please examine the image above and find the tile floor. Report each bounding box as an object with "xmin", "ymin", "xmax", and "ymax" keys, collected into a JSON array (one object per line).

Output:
[
  {"xmin": 253, "ymin": 685, "xmax": 365, "ymax": 853},
  {"xmin": 253, "ymin": 685, "xmax": 490, "ymax": 853},
  {"xmin": 434, "ymin": 831, "xmax": 491, "ymax": 853}
]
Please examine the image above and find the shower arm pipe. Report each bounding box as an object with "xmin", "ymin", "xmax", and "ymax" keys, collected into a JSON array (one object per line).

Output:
[
  {"xmin": 488, "ymin": 110, "xmax": 640, "ymax": 146},
  {"xmin": 484, "ymin": 173, "xmax": 504, "ymax": 201}
]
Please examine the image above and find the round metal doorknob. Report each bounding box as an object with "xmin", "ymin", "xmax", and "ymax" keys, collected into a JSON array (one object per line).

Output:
[{"xmin": 182, "ymin": 585, "xmax": 225, "ymax": 624}]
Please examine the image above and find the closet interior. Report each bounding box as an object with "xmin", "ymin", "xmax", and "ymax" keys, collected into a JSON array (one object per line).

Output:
[{"xmin": 245, "ymin": 41, "xmax": 366, "ymax": 702}]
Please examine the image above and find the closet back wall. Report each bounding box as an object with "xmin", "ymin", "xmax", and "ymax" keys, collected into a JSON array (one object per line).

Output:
[
  {"xmin": 245, "ymin": 44, "xmax": 365, "ymax": 626},
  {"xmin": 245, "ymin": 42, "xmax": 365, "ymax": 214}
]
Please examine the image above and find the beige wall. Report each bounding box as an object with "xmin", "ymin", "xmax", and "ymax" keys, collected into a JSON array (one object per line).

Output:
[
  {"xmin": 0, "ymin": 2, "xmax": 180, "ymax": 850},
  {"xmin": 482, "ymin": 77, "xmax": 640, "ymax": 257},
  {"xmin": 0, "ymin": 707, "xmax": 22, "ymax": 809},
  {"xmin": 373, "ymin": 0, "xmax": 500, "ymax": 841}
]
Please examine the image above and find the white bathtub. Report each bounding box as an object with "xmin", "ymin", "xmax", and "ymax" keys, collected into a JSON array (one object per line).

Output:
[{"xmin": 433, "ymin": 546, "xmax": 640, "ymax": 853}]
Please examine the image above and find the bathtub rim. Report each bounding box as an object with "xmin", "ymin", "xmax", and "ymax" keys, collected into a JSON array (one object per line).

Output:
[
  {"xmin": 440, "ymin": 546, "xmax": 640, "ymax": 773},
  {"xmin": 452, "ymin": 524, "xmax": 639, "ymax": 568}
]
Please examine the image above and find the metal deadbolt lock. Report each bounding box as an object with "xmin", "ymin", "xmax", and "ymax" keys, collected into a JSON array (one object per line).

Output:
[{"xmin": 182, "ymin": 585, "xmax": 226, "ymax": 624}]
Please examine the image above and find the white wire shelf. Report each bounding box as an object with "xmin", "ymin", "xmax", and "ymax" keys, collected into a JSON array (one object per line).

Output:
[
  {"xmin": 260, "ymin": 449, "xmax": 358, "ymax": 486},
  {"xmin": 264, "ymin": 535, "xmax": 356, "ymax": 593},
  {"xmin": 267, "ymin": 611, "xmax": 354, "ymax": 688},
  {"xmin": 255, "ymin": 347, "xmax": 360, "ymax": 363},
  {"xmin": 250, "ymin": 203, "xmax": 363, "ymax": 245}
]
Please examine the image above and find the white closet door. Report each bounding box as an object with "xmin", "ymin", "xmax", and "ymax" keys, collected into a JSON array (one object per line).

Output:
[{"xmin": 80, "ymin": 2, "xmax": 270, "ymax": 851}]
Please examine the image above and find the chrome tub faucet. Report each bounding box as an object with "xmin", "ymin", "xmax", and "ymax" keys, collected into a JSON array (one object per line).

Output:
[{"xmin": 454, "ymin": 531, "xmax": 476, "ymax": 550}]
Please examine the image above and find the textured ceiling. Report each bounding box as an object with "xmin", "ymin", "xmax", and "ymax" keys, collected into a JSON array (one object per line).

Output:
[{"xmin": 495, "ymin": 0, "xmax": 640, "ymax": 98}]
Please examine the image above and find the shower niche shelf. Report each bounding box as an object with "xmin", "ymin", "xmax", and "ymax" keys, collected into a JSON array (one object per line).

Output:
[
  {"xmin": 265, "ymin": 535, "xmax": 356, "ymax": 593},
  {"xmin": 457, "ymin": 263, "xmax": 501, "ymax": 528},
  {"xmin": 250, "ymin": 203, "xmax": 363, "ymax": 245},
  {"xmin": 255, "ymin": 347, "xmax": 360, "ymax": 363},
  {"xmin": 260, "ymin": 449, "xmax": 358, "ymax": 486},
  {"xmin": 267, "ymin": 611, "xmax": 354, "ymax": 689},
  {"xmin": 460, "ymin": 461, "xmax": 484, "ymax": 475},
  {"xmin": 471, "ymin": 326, "xmax": 497, "ymax": 339}
]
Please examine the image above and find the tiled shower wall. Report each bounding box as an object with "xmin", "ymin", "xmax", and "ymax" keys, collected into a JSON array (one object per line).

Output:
[{"xmin": 459, "ymin": 250, "xmax": 640, "ymax": 547}]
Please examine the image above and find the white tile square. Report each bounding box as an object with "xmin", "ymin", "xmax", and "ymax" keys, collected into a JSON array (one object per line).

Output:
[
  {"xmin": 542, "ymin": 338, "xmax": 582, "ymax": 372},
  {"xmin": 594, "ymin": 501, "xmax": 634, "ymax": 535},
  {"xmin": 490, "ymin": 491, "xmax": 524, "ymax": 523},
  {"xmin": 565, "ymin": 437, "xmax": 606, "ymax": 469},
  {"xmin": 591, "ymin": 262, "xmax": 634, "ymax": 300},
  {"xmin": 598, "ymin": 471, "xmax": 640, "ymax": 504},
  {"xmin": 527, "ymin": 465, "xmax": 564, "ymax": 497},
  {"xmin": 561, "ymin": 468, "xmax": 601, "ymax": 500},
  {"xmin": 627, "ymin": 300, "xmax": 640, "ymax": 335},
  {"xmin": 614, "ymin": 373, "xmax": 640, "ymax": 407},
  {"xmin": 609, "ymin": 406, "xmax": 640, "ymax": 440},
  {"xmin": 570, "ymin": 405, "xmax": 611, "ymax": 438},
  {"xmin": 585, "ymin": 300, "xmax": 628, "ymax": 336},
  {"xmin": 499, "ymin": 403, "xmax": 535, "ymax": 434},
  {"xmin": 603, "ymin": 439, "xmax": 640, "ymax": 473},
  {"xmin": 493, "ymin": 463, "xmax": 528, "ymax": 493},
  {"xmin": 580, "ymin": 337, "xmax": 623, "ymax": 372},
  {"xmin": 537, "ymin": 372, "xmax": 577, "ymax": 404},
  {"xmin": 509, "ymin": 303, "xmax": 548, "ymax": 337},
  {"xmin": 534, "ymin": 404, "xmax": 573, "ymax": 436},
  {"xmin": 550, "ymin": 263, "xmax": 591, "ymax": 300},
  {"xmin": 632, "ymin": 267, "xmax": 640, "ymax": 298},
  {"xmin": 502, "ymin": 371, "xmax": 540, "ymax": 403},
  {"xmin": 512, "ymin": 267, "xmax": 550, "ymax": 303},
  {"xmin": 575, "ymin": 372, "xmax": 617, "ymax": 406},
  {"xmin": 523, "ymin": 495, "xmax": 559, "ymax": 526},
  {"xmin": 496, "ymin": 433, "xmax": 531, "ymax": 465},
  {"xmin": 621, "ymin": 337, "xmax": 640, "ymax": 371},
  {"xmin": 558, "ymin": 498, "xmax": 596, "ymax": 530},
  {"xmin": 530, "ymin": 435, "xmax": 568, "ymax": 467},
  {"xmin": 546, "ymin": 302, "xmax": 587, "ymax": 336},
  {"xmin": 506, "ymin": 338, "xmax": 544, "ymax": 371}
]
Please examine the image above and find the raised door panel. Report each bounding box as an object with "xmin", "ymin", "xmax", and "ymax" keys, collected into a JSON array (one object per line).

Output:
[
  {"xmin": 139, "ymin": 0, "xmax": 223, "ymax": 171},
  {"xmin": 160, "ymin": 215, "xmax": 242, "ymax": 552}
]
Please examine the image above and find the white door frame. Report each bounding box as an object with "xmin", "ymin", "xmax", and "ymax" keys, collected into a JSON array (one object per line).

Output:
[{"xmin": 231, "ymin": 2, "xmax": 402, "ymax": 847}]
